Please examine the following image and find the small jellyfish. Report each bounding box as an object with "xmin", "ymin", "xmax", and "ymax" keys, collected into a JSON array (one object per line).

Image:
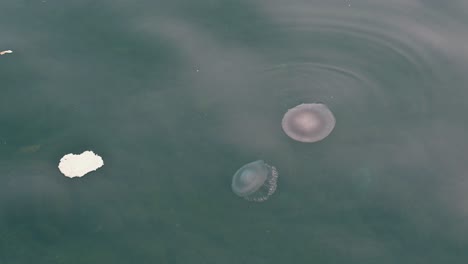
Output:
[
  {"xmin": 281, "ymin": 103, "xmax": 336, "ymax": 143},
  {"xmin": 232, "ymin": 160, "xmax": 278, "ymax": 202}
]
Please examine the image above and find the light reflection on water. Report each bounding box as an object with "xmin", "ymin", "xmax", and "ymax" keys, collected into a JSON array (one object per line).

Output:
[{"xmin": 1, "ymin": 0, "xmax": 468, "ymax": 262}]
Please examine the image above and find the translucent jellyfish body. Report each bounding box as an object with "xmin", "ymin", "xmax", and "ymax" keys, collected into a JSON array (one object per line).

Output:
[
  {"xmin": 281, "ymin": 103, "xmax": 336, "ymax": 143},
  {"xmin": 231, "ymin": 160, "xmax": 278, "ymax": 202}
]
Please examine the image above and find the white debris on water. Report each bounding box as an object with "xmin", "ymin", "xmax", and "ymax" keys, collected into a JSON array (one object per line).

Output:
[
  {"xmin": 58, "ymin": 151, "xmax": 104, "ymax": 178},
  {"xmin": 0, "ymin": 50, "xmax": 13, "ymax": 55}
]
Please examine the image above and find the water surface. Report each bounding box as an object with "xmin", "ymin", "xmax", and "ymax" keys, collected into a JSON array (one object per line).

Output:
[{"xmin": 1, "ymin": 0, "xmax": 468, "ymax": 263}]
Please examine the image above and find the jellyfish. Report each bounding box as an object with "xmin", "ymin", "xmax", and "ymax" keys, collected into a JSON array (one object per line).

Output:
[
  {"xmin": 232, "ymin": 160, "xmax": 278, "ymax": 202},
  {"xmin": 281, "ymin": 103, "xmax": 336, "ymax": 143}
]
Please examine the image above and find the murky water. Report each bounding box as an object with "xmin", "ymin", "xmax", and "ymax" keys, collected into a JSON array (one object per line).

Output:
[{"xmin": 1, "ymin": 0, "xmax": 468, "ymax": 263}]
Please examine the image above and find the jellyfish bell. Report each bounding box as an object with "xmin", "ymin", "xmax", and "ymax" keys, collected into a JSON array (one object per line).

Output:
[
  {"xmin": 232, "ymin": 160, "xmax": 278, "ymax": 202},
  {"xmin": 281, "ymin": 103, "xmax": 336, "ymax": 143}
]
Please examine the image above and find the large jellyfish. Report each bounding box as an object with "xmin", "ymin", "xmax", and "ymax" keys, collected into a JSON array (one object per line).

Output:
[
  {"xmin": 231, "ymin": 160, "xmax": 278, "ymax": 202},
  {"xmin": 281, "ymin": 103, "xmax": 336, "ymax": 143}
]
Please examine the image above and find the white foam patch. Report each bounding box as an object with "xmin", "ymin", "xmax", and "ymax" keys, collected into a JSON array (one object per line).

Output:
[
  {"xmin": 58, "ymin": 150, "xmax": 104, "ymax": 178},
  {"xmin": 0, "ymin": 50, "xmax": 13, "ymax": 55}
]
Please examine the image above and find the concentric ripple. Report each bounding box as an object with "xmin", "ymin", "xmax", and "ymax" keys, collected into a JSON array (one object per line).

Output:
[
  {"xmin": 251, "ymin": 7, "xmax": 463, "ymax": 150},
  {"xmin": 254, "ymin": 4, "xmax": 468, "ymax": 256},
  {"xmin": 260, "ymin": 19, "xmax": 441, "ymax": 122}
]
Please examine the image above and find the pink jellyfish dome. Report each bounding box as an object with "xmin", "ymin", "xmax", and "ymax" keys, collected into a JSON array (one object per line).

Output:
[{"xmin": 281, "ymin": 103, "xmax": 336, "ymax": 143}]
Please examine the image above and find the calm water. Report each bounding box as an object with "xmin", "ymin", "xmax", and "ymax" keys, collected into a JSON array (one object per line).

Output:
[{"xmin": 1, "ymin": 0, "xmax": 468, "ymax": 263}]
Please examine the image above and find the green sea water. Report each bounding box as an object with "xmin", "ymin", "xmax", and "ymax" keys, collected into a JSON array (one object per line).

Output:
[{"xmin": 2, "ymin": 0, "xmax": 468, "ymax": 263}]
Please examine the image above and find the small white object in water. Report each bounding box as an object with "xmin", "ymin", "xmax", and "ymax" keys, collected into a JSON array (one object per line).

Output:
[
  {"xmin": 0, "ymin": 50, "xmax": 13, "ymax": 55},
  {"xmin": 58, "ymin": 150, "xmax": 104, "ymax": 178}
]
